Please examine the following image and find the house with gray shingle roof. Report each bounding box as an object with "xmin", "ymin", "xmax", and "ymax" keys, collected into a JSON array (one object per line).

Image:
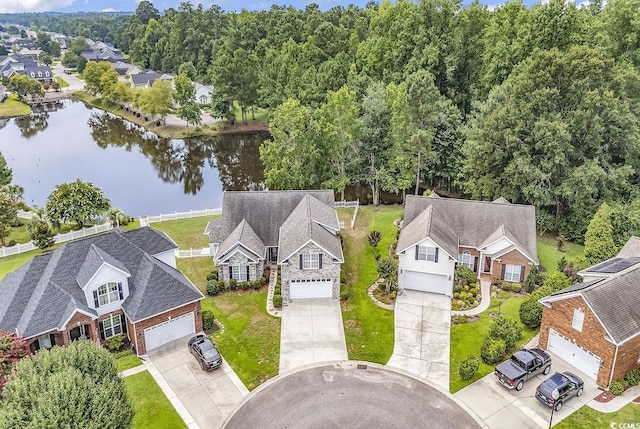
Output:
[
  {"xmin": 0, "ymin": 227, "xmax": 203, "ymax": 356},
  {"xmin": 206, "ymin": 190, "xmax": 344, "ymax": 300},
  {"xmin": 396, "ymin": 194, "xmax": 538, "ymax": 296},
  {"xmin": 538, "ymin": 237, "xmax": 640, "ymax": 388}
]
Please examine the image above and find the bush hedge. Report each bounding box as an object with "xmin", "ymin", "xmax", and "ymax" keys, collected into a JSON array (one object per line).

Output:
[
  {"xmin": 206, "ymin": 279, "xmax": 220, "ymax": 296},
  {"xmin": 624, "ymin": 368, "xmax": 640, "ymax": 386},
  {"xmin": 459, "ymin": 355, "xmax": 480, "ymax": 380},
  {"xmin": 519, "ymin": 298, "xmax": 543, "ymax": 329},
  {"xmin": 488, "ymin": 316, "xmax": 522, "ymax": 350},
  {"xmin": 481, "ymin": 337, "xmax": 506, "ymax": 364},
  {"xmin": 202, "ymin": 310, "xmax": 215, "ymax": 330},
  {"xmin": 229, "ymin": 279, "xmax": 238, "ymax": 291},
  {"xmin": 206, "ymin": 269, "xmax": 218, "ymax": 281},
  {"xmin": 609, "ymin": 379, "xmax": 628, "ymax": 395},
  {"xmin": 273, "ymin": 294, "xmax": 283, "ymax": 308}
]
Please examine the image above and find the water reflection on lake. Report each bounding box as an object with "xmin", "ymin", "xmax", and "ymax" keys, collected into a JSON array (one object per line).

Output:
[{"xmin": 0, "ymin": 100, "xmax": 267, "ymax": 216}]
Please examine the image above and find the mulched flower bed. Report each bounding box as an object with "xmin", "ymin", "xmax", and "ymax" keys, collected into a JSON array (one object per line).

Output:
[
  {"xmin": 594, "ymin": 390, "xmax": 617, "ymax": 403},
  {"xmin": 633, "ymin": 396, "xmax": 640, "ymax": 404}
]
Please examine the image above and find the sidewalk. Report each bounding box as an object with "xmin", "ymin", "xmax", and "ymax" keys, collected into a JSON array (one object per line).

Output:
[{"xmin": 587, "ymin": 385, "xmax": 640, "ymax": 413}]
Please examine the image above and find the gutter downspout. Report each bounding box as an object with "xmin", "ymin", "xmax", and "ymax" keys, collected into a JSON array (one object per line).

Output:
[{"xmin": 608, "ymin": 343, "xmax": 619, "ymax": 389}]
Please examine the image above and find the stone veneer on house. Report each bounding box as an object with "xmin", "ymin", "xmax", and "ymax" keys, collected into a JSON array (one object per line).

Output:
[{"xmin": 281, "ymin": 242, "xmax": 341, "ymax": 300}]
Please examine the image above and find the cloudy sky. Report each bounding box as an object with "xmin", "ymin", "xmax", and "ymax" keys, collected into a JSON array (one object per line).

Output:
[{"xmin": 0, "ymin": 0, "xmax": 541, "ymax": 14}]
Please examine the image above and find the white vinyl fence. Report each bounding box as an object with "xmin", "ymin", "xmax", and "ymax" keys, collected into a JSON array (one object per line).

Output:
[
  {"xmin": 335, "ymin": 200, "xmax": 359, "ymax": 229},
  {"xmin": 0, "ymin": 222, "xmax": 113, "ymax": 258},
  {"xmin": 139, "ymin": 208, "xmax": 221, "ymax": 226},
  {"xmin": 175, "ymin": 248, "xmax": 211, "ymax": 258}
]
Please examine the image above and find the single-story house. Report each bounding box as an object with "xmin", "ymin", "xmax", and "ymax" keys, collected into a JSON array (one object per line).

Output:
[
  {"xmin": 206, "ymin": 190, "xmax": 344, "ymax": 300},
  {"xmin": 538, "ymin": 236, "xmax": 640, "ymax": 388},
  {"xmin": 396, "ymin": 194, "xmax": 538, "ymax": 296},
  {"xmin": 130, "ymin": 71, "xmax": 174, "ymax": 88},
  {"xmin": 0, "ymin": 227, "xmax": 204, "ymax": 356}
]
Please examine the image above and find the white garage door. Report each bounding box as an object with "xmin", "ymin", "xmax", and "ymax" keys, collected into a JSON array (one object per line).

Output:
[
  {"xmin": 144, "ymin": 312, "xmax": 195, "ymax": 351},
  {"xmin": 548, "ymin": 329, "xmax": 601, "ymax": 380},
  {"xmin": 404, "ymin": 271, "xmax": 450, "ymax": 295},
  {"xmin": 290, "ymin": 280, "xmax": 333, "ymax": 299}
]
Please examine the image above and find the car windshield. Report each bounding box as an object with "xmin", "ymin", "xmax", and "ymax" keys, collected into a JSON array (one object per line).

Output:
[
  {"xmin": 511, "ymin": 356, "xmax": 526, "ymax": 369},
  {"xmin": 203, "ymin": 348, "xmax": 220, "ymax": 359}
]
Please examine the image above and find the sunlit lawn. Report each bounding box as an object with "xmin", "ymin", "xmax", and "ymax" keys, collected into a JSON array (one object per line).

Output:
[
  {"xmin": 0, "ymin": 94, "xmax": 31, "ymax": 118},
  {"xmin": 340, "ymin": 205, "xmax": 401, "ymax": 364},
  {"xmin": 124, "ymin": 371, "xmax": 186, "ymax": 429},
  {"xmin": 150, "ymin": 216, "xmax": 215, "ymax": 249},
  {"xmin": 450, "ymin": 296, "xmax": 539, "ymax": 393},
  {"xmin": 0, "ymin": 249, "xmax": 45, "ymax": 280},
  {"xmin": 536, "ymin": 233, "xmax": 584, "ymax": 272},
  {"xmin": 556, "ymin": 403, "xmax": 640, "ymax": 429}
]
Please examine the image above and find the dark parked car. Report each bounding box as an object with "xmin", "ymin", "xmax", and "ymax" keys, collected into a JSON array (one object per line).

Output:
[
  {"xmin": 495, "ymin": 348, "xmax": 552, "ymax": 391},
  {"xmin": 188, "ymin": 334, "xmax": 222, "ymax": 371},
  {"xmin": 535, "ymin": 372, "xmax": 584, "ymax": 411}
]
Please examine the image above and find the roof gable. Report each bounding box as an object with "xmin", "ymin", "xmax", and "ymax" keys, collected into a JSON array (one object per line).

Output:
[
  {"xmin": 216, "ymin": 219, "xmax": 264, "ymax": 261},
  {"xmin": 76, "ymin": 244, "xmax": 130, "ymax": 288},
  {"xmin": 397, "ymin": 205, "xmax": 458, "ymax": 259}
]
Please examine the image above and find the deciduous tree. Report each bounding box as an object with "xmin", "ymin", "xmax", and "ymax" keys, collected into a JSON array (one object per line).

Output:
[
  {"xmin": 44, "ymin": 179, "xmax": 111, "ymax": 227},
  {"xmin": 0, "ymin": 332, "xmax": 30, "ymax": 390},
  {"xmin": 0, "ymin": 191, "xmax": 19, "ymax": 246}
]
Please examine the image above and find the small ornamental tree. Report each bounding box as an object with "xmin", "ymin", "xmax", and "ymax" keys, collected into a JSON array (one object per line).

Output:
[
  {"xmin": 0, "ymin": 332, "xmax": 30, "ymax": 390},
  {"xmin": 30, "ymin": 221, "xmax": 55, "ymax": 250},
  {"xmin": 519, "ymin": 298, "xmax": 544, "ymax": 329},
  {"xmin": 44, "ymin": 179, "xmax": 111, "ymax": 227},
  {"xmin": 0, "ymin": 340, "xmax": 133, "ymax": 428},
  {"xmin": 376, "ymin": 256, "xmax": 398, "ymax": 291},
  {"xmin": 488, "ymin": 316, "xmax": 522, "ymax": 350}
]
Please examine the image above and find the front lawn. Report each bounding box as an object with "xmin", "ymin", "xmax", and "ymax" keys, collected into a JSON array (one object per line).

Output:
[
  {"xmin": 177, "ymin": 257, "xmax": 215, "ymax": 293},
  {"xmin": 450, "ymin": 295, "xmax": 539, "ymax": 393},
  {"xmin": 150, "ymin": 216, "xmax": 214, "ymax": 249},
  {"xmin": 124, "ymin": 371, "xmax": 186, "ymax": 429},
  {"xmin": 204, "ymin": 292, "xmax": 280, "ymax": 391},
  {"xmin": 0, "ymin": 94, "xmax": 32, "ymax": 118},
  {"xmin": 536, "ymin": 233, "xmax": 584, "ymax": 273},
  {"xmin": 340, "ymin": 205, "xmax": 401, "ymax": 364},
  {"xmin": 556, "ymin": 403, "xmax": 640, "ymax": 429},
  {"xmin": 116, "ymin": 350, "xmax": 143, "ymax": 372}
]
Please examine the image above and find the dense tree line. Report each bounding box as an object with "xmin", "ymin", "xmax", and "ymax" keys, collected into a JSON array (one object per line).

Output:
[{"xmin": 4, "ymin": 0, "xmax": 640, "ymax": 241}]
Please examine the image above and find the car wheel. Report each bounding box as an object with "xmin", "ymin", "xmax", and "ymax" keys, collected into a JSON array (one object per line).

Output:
[
  {"xmin": 554, "ymin": 401, "xmax": 563, "ymax": 412},
  {"xmin": 543, "ymin": 365, "xmax": 551, "ymax": 375},
  {"xmin": 577, "ymin": 387, "xmax": 583, "ymax": 397},
  {"xmin": 516, "ymin": 380, "xmax": 524, "ymax": 391}
]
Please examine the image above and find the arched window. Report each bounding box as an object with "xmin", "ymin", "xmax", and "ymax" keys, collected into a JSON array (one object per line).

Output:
[{"xmin": 458, "ymin": 251, "xmax": 474, "ymax": 270}]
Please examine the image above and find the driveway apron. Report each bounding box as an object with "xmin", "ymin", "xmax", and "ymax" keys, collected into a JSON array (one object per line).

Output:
[
  {"xmin": 145, "ymin": 335, "xmax": 249, "ymax": 429},
  {"xmin": 279, "ymin": 298, "xmax": 348, "ymax": 373},
  {"xmin": 387, "ymin": 290, "xmax": 451, "ymax": 391}
]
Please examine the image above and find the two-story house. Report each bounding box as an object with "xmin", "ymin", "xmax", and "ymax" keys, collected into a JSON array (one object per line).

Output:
[
  {"xmin": 396, "ymin": 194, "xmax": 538, "ymax": 296},
  {"xmin": 206, "ymin": 190, "xmax": 344, "ymax": 300},
  {"xmin": 0, "ymin": 227, "xmax": 203, "ymax": 356}
]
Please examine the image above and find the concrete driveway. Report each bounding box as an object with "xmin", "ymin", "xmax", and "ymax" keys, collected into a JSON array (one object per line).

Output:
[
  {"xmin": 454, "ymin": 352, "xmax": 600, "ymax": 428},
  {"xmin": 386, "ymin": 290, "xmax": 451, "ymax": 391},
  {"xmin": 146, "ymin": 335, "xmax": 249, "ymax": 429},
  {"xmin": 279, "ymin": 299, "xmax": 348, "ymax": 373}
]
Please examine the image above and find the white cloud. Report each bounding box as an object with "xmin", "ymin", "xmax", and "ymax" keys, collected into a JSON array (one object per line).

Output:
[
  {"xmin": 0, "ymin": 0, "xmax": 76, "ymax": 13},
  {"xmin": 101, "ymin": 7, "xmax": 116, "ymax": 11}
]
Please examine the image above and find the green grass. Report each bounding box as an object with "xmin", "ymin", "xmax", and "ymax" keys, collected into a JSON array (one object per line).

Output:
[
  {"xmin": 0, "ymin": 249, "xmax": 45, "ymax": 280},
  {"xmin": 55, "ymin": 76, "xmax": 69, "ymax": 88},
  {"xmin": 177, "ymin": 257, "xmax": 216, "ymax": 293},
  {"xmin": 0, "ymin": 94, "xmax": 32, "ymax": 118},
  {"xmin": 340, "ymin": 205, "xmax": 402, "ymax": 364},
  {"xmin": 450, "ymin": 295, "xmax": 539, "ymax": 393},
  {"xmin": 150, "ymin": 216, "xmax": 214, "ymax": 249},
  {"xmin": 536, "ymin": 233, "xmax": 584, "ymax": 272},
  {"xmin": 204, "ymin": 292, "xmax": 280, "ymax": 391},
  {"xmin": 116, "ymin": 351, "xmax": 143, "ymax": 372},
  {"xmin": 556, "ymin": 403, "xmax": 640, "ymax": 429},
  {"xmin": 124, "ymin": 371, "xmax": 186, "ymax": 429},
  {"xmin": 6, "ymin": 221, "xmax": 31, "ymax": 244}
]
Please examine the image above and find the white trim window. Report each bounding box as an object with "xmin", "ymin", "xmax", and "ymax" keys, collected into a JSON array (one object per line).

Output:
[
  {"xmin": 572, "ymin": 309, "xmax": 585, "ymax": 332},
  {"xmin": 302, "ymin": 253, "xmax": 320, "ymax": 269},
  {"xmin": 459, "ymin": 251, "xmax": 474, "ymax": 270},
  {"xmin": 417, "ymin": 245, "xmax": 437, "ymax": 262},
  {"xmin": 504, "ymin": 264, "xmax": 521, "ymax": 282},
  {"xmin": 102, "ymin": 315, "xmax": 122, "ymax": 339},
  {"xmin": 98, "ymin": 282, "xmax": 120, "ymax": 306},
  {"xmin": 232, "ymin": 264, "xmax": 248, "ymax": 282}
]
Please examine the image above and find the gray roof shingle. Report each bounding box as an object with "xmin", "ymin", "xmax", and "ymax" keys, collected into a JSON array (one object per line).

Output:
[
  {"xmin": 217, "ymin": 219, "xmax": 265, "ymax": 260},
  {"xmin": 396, "ymin": 205, "xmax": 459, "ymax": 259},
  {"xmin": 401, "ymin": 195, "xmax": 538, "ymax": 263},
  {"xmin": 616, "ymin": 236, "xmax": 640, "ymax": 258},
  {"xmin": 0, "ymin": 228, "xmax": 202, "ymax": 338}
]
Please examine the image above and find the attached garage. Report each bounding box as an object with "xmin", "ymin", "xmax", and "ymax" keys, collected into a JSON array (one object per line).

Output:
[
  {"xmin": 290, "ymin": 280, "xmax": 333, "ymax": 299},
  {"xmin": 548, "ymin": 329, "xmax": 601, "ymax": 380},
  {"xmin": 404, "ymin": 271, "xmax": 450, "ymax": 295},
  {"xmin": 144, "ymin": 312, "xmax": 196, "ymax": 351}
]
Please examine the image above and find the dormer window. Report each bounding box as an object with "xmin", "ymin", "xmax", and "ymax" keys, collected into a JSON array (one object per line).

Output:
[
  {"xmin": 45, "ymin": 71, "xmax": 49, "ymax": 77},
  {"xmin": 38, "ymin": 71, "xmax": 42, "ymax": 77},
  {"xmin": 93, "ymin": 282, "xmax": 122, "ymax": 307},
  {"xmin": 30, "ymin": 72, "xmax": 35, "ymax": 77}
]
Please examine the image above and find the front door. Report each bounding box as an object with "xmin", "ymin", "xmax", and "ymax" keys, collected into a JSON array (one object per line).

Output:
[
  {"xmin": 69, "ymin": 325, "xmax": 88, "ymax": 342},
  {"xmin": 268, "ymin": 247, "xmax": 278, "ymax": 263}
]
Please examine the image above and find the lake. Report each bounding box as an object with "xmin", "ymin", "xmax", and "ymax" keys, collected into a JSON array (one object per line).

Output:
[{"xmin": 0, "ymin": 100, "xmax": 268, "ymax": 216}]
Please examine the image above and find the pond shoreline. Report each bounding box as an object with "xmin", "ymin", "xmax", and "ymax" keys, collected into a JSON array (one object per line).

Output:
[{"xmin": 72, "ymin": 91, "xmax": 268, "ymax": 139}]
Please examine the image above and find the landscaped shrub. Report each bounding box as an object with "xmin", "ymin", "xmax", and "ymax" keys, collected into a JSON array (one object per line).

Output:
[
  {"xmin": 274, "ymin": 284, "xmax": 281, "ymax": 295},
  {"xmin": 511, "ymin": 283, "xmax": 522, "ymax": 293},
  {"xmin": 625, "ymin": 368, "xmax": 640, "ymax": 386},
  {"xmin": 609, "ymin": 379, "xmax": 628, "ymax": 395},
  {"xmin": 498, "ymin": 291, "xmax": 511, "ymax": 300},
  {"xmin": 206, "ymin": 269, "xmax": 218, "ymax": 281},
  {"xmin": 524, "ymin": 265, "xmax": 540, "ymax": 293},
  {"xmin": 456, "ymin": 265, "xmax": 476, "ymax": 285},
  {"xmin": 378, "ymin": 282, "xmax": 387, "ymax": 292},
  {"xmin": 454, "ymin": 284, "xmax": 463, "ymax": 293},
  {"xmin": 240, "ymin": 281, "xmax": 250, "ymax": 291},
  {"xmin": 489, "ymin": 316, "xmax": 522, "ymax": 350},
  {"xmin": 519, "ymin": 298, "xmax": 543, "ymax": 329},
  {"xmin": 469, "ymin": 287, "xmax": 478, "ymax": 296},
  {"xmin": 253, "ymin": 280, "xmax": 261, "ymax": 290},
  {"xmin": 104, "ymin": 334, "xmax": 124, "ymax": 352},
  {"xmin": 501, "ymin": 282, "xmax": 512, "ymax": 291},
  {"xmin": 273, "ymin": 294, "xmax": 283, "ymax": 308},
  {"xmin": 202, "ymin": 310, "xmax": 215, "ymax": 330},
  {"xmin": 454, "ymin": 292, "xmax": 460, "ymax": 299},
  {"xmin": 481, "ymin": 337, "xmax": 506, "ymax": 364},
  {"xmin": 459, "ymin": 355, "xmax": 480, "ymax": 380},
  {"xmin": 217, "ymin": 279, "xmax": 226, "ymax": 291},
  {"xmin": 340, "ymin": 283, "xmax": 349, "ymax": 300},
  {"xmin": 260, "ymin": 276, "xmax": 267, "ymax": 286},
  {"xmin": 229, "ymin": 279, "xmax": 238, "ymax": 290},
  {"xmin": 340, "ymin": 270, "xmax": 346, "ymax": 283},
  {"xmin": 206, "ymin": 279, "xmax": 219, "ymax": 296},
  {"xmin": 389, "ymin": 290, "xmax": 397, "ymax": 299}
]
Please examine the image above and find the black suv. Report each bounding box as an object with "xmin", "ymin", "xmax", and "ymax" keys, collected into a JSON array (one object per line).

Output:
[
  {"xmin": 535, "ymin": 371, "xmax": 584, "ymax": 411},
  {"xmin": 188, "ymin": 334, "xmax": 223, "ymax": 371}
]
